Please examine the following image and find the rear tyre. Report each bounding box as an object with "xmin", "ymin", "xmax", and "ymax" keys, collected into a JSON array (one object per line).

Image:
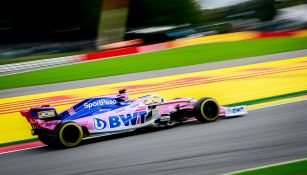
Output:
[
  {"xmin": 194, "ymin": 97, "xmax": 220, "ymax": 123},
  {"xmin": 55, "ymin": 122, "xmax": 84, "ymax": 148}
]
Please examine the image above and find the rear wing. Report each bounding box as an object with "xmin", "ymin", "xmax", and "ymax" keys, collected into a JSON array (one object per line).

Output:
[
  {"xmin": 20, "ymin": 110, "xmax": 37, "ymax": 124},
  {"xmin": 20, "ymin": 105, "xmax": 59, "ymax": 124}
]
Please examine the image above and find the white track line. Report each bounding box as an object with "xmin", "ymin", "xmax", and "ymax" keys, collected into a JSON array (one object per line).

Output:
[{"xmin": 0, "ymin": 145, "xmax": 45, "ymax": 155}]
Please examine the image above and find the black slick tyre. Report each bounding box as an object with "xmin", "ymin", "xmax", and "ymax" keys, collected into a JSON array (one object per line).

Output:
[
  {"xmin": 54, "ymin": 122, "xmax": 84, "ymax": 148},
  {"xmin": 194, "ymin": 97, "xmax": 220, "ymax": 123}
]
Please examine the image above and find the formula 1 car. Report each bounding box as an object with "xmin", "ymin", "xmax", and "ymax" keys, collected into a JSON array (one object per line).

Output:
[{"xmin": 20, "ymin": 89, "xmax": 247, "ymax": 148}]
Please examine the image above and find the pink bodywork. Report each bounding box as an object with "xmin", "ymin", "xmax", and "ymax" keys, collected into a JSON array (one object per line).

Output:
[
  {"xmin": 158, "ymin": 99, "xmax": 195, "ymax": 115},
  {"xmin": 157, "ymin": 98, "xmax": 226, "ymax": 118},
  {"xmin": 20, "ymin": 95, "xmax": 226, "ymax": 133}
]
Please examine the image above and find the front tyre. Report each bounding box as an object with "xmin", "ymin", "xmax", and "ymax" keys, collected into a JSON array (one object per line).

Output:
[
  {"xmin": 55, "ymin": 122, "xmax": 84, "ymax": 148},
  {"xmin": 195, "ymin": 97, "xmax": 220, "ymax": 123}
]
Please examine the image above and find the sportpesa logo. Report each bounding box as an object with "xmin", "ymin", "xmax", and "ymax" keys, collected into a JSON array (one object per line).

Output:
[{"xmin": 84, "ymin": 99, "xmax": 117, "ymax": 109}]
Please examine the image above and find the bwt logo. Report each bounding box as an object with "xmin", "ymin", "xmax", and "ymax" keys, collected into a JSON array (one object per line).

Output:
[{"xmin": 93, "ymin": 111, "xmax": 147, "ymax": 130}]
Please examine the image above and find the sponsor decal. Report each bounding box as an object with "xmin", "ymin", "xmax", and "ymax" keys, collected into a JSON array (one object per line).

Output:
[
  {"xmin": 84, "ymin": 99, "xmax": 117, "ymax": 109},
  {"xmin": 129, "ymin": 103, "xmax": 140, "ymax": 108},
  {"xmin": 93, "ymin": 111, "xmax": 147, "ymax": 130},
  {"xmin": 225, "ymin": 106, "xmax": 247, "ymax": 117},
  {"xmin": 45, "ymin": 121, "xmax": 59, "ymax": 126},
  {"xmin": 38, "ymin": 110, "xmax": 55, "ymax": 118},
  {"xmin": 67, "ymin": 107, "xmax": 76, "ymax": 115},
  {"xmin": 120, "ymin": 102, "xmax": 130, "ymax": 105},
  {"xmin": 114, "ymin": 108, "xmax": 125, "ymax": 113},
  {"xmin": 227, "ymin": 106, "xmax": 244, "ymax": 113},
  {"xmin": 99, "ymin": 109, "xmax": 112, "ymax": 113},
  {"xmin": 94, "ymin": 118, "xmax": 108, "ymax": 130}
]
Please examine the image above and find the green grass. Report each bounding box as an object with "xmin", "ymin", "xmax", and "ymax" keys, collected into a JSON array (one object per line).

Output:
[
  {"xmin": 0, "ymin": 138, "xmax": 38, "ymax": 147},
  {"xmin": 231, "ymin": 159, "xmax": 307, "ymax": 175},
  {"xmin": 0, "ymin": 36, "xmax": 307, "ymax": 90}
]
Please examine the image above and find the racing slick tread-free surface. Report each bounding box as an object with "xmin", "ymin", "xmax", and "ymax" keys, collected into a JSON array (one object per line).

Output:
[
  {"xmin": 194, "ymin": 97, "xmax": 220, "ymax": 122},
  {"xmin": 54, "ymin": 121, "xmax": 84, "ymax": 148}
]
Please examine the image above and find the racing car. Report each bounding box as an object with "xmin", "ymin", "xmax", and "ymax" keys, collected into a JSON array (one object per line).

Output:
[{"xmin": 20, "ymin": 89, "xmax": 247, "ymax": 148}]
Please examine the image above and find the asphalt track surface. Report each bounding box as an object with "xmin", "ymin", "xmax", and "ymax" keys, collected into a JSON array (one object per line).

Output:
[
  {"xmin": 1, "ymin": 49, "xmax": 307, "ymax": 98},
  {"xmin": 1, "ymin": 100, "xmax": 307, "ymax": 175}
]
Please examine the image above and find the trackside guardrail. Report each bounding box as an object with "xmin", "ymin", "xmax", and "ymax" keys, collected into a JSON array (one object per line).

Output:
[{"xmin": 0, "ymin": 55, "xmax": 84, "ymax": 76}]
